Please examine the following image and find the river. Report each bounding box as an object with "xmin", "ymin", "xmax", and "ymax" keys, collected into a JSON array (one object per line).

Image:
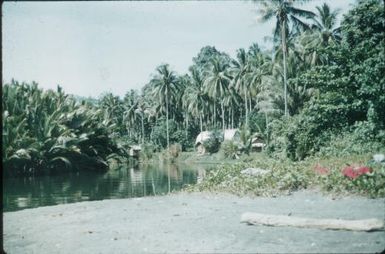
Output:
[{"xmin": 3, "ymin": 162, "xmax": 209, "ymax": 212}]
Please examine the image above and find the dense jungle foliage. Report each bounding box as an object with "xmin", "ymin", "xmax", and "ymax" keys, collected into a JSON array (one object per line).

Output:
[
  {"xmin": 2, "ymin": 0, "xmax": 384, "ymax": 177},
  {"xmin": 2, "ymin": 83, "xmax": 126, "ymax": 176}
]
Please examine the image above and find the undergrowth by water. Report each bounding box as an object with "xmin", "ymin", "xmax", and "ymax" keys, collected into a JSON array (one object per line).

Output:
[{"xmin": 186, "ymin": 153, "xmax": 385, "ymax": 198}]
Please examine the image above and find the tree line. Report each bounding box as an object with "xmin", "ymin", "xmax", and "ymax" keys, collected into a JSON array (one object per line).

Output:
[{"xmin": 2, "ymin": 0, "xmax": 384, "ymax": 175}]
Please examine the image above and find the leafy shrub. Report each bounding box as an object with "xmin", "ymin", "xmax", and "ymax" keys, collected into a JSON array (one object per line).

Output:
[
  {"xmin": 151, "ymin": 118, "xmax": 177, "ymax": 149},
  {"xmin": 239, "ymin": 125, "xmax": 252, "ymax": 155},
  {"xmin": 316, "ymin": 124, "xmax": 385, "ymax": 158},
  {"xmin": 247, "ymin": 112, "xmax": 266, "ymax": 134},
  {"xmin": 188, "ymin": 152, "xmax": 385, "ymax": 198},
  {"xmin": 220, "ymin": 140, "xmax": 240, "ymax": 159},
  {"xmin": 315, "ymin": 156, "xmax": 385, "ymax": 198},
  {"xmin": 139, "ymin": 143, "xmax": 156, "ymax": 162},
  {"xmin": 350, "ymin": 164, "xmax": 385, "ymax": 198},
  {"xmin": 202, "ymin": 130, "xmax": 223, "ymax": 154},
  {"xmin": 170, "ymin": 130, "xmax": 193, "ymax": 151},
  {"xmin": 189, "ymin": 154, "xmax": 313, "ymax": 196},
  {"xmin": 150, "ymin": 118, "xmax": 197, "ymax": 151},
  {"xmin": 169, "ymin": 143, "xmax": 182, "ymax": 158}
]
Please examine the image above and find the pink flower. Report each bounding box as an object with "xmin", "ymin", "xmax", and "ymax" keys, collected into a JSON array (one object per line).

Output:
[
  {"xmin": 314, "ymin": 164, "xmax": 330, "ymax": 175},
  {"xmin": 342, "ymin": 165, "xmax": 372, "ymax": 180},
  {"xmin": 357, "ymin": 166, "xmax": 371, "ymax": 175},
  {"xmin": 342, "ymin": 166, "xmax": 358, "ymax": 179}
]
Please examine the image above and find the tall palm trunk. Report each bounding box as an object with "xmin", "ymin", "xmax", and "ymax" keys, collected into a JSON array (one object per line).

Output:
[
  {"xmin": 265, "ymin": 111, "xmax": 269, "ymax": 147},
  {"xmin": 249, "ymin": 97, "xmax": 252, "ymax": 115},
  {"xmin": 166, "ymin": 88, "xmax": 169, "ymax": 149},
  {"xmin": 213, "ymin": 103, "xmax": 216, "ymax": 129},
  {"xmin": 281, "ymin": 19, "xmax": 288, "ymax": 117},
  {"xmin": 221, "ymin": 102, "xmax": 225, "ymax": 131},
  {"xmin": 141, "ymin": 113, "xmax": 144, "ymax": 144},
  {"xmin": 228, "ymin": 108, "xmax": 231, "ymax": 129},
  {"xmin": 185, "ymin": 112, "xmax": 188, "ymax": 140},
  {"xmin": 244, "ymin": 89, "xmax": 248, "ymax": 126},
  {"xmin": 199, "ymin": 114, "xmax": 203, "ymax": 132}
]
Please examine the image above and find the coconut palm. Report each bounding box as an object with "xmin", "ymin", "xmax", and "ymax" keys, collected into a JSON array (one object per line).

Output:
[
  {"xmin": 99, "ymin": 93, "xmax": 125, "ymax": 137},
  {"xmin": 301, "ymin": 3, "xmax": 341, "ymax": 65},
  {"xmin": 223, "ymin": 86, "xmax": 242, "ymax": 129},
  {"xmin": 150, "ymin": 64, "xmax": 179, "ymax": 149},
  {"xmin": 245, "ymin": 45, "xmax": 272, "ymax": 115},
  {"xmin": 257, "ymin": 0, "xmax": 315, "ymax": 116},
  {"xmin": 312, "ymin": 3, "xmax": 341, "ymax": 45},
  {"xmin": 262, "ymin": 50, "xmax": 316, "ymax": 116},
  {"xmin": 230, "ymin": 48, "xmax": 250, "ymax": 126},
  {"xmin": 183, "ymin": 68, "xmax": 209, "ymax": 132},
  {"xmin": 203, "ymin": 56, "xmax": 232, "ymax": 131}
]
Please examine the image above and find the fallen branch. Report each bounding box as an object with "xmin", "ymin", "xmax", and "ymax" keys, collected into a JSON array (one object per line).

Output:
[{"xmin": 240, "ymin": 212, "xmax": 384, "ymax": 231}]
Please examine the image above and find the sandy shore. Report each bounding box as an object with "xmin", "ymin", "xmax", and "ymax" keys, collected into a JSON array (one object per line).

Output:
[{"xmin": 3, "ymin": 190, "xmax": 385, "ymax": 253}]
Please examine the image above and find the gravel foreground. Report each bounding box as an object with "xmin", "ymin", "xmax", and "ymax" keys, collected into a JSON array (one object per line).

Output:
[{"xmin": 3, "ymin": 190, "xmax": 385, "ymax": 254}]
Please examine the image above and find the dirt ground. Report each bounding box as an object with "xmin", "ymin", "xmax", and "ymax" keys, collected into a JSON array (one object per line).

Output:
[{"xmin": 3, "ymin": 190, "xmax": 385, "ymax": 253}]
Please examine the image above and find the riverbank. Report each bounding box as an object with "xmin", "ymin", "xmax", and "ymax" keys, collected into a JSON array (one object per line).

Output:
[
  {"xmin": 184, "ymin": 152, "xmax": 385, "ymax": 198},
  {"xmin": 4, "ymin": 190, "xmax": 385, "ymax": 253}
]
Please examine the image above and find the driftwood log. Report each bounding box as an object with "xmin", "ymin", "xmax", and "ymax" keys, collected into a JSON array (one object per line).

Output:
[{"xmin": 241, "ymin": 212, "xmax": 384, "ymax": 232}]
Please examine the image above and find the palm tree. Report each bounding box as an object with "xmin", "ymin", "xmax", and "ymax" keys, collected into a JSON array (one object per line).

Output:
[
  {"xmin": 313, "ymin": 3, "xmax": 341, "ymax": 45},
  {"xmin": 230, "ymin": 48, "xmax": 250, "ymax": 126},
  {"xmin": 245, "ymin": 44, "xmax": 272, "ymax": 115},
  {"xmin": 150, "ymin": 64, "xmax": 179, "ymax": 149},
  {"xmin": 203, "ymin": 56, "xmax": 232, "ymax": 131},
  {"xmin": 301, "ymin": 3, "xmax": 341, "ymax": 65},
  {"xmin": 223, "ymin": 86, "xmax": 241, "ymax": 129},
  {"xmin": 257, "ymin": 0, "xmax": 315, "ymax": 116},
  {"xmin": 99, "ymin": 93, "xmax": 125, "ymax": 134},
  {"xmin": 3, "ymin": 82, "xmax": 124, "ymax": 176},
  {"xmin": 183, "ymin": 67, "xmax": 208, "ymax": 132},
  {"xmin": 262, "ymin": 49, "xmax": 316, "ymax": 116}
]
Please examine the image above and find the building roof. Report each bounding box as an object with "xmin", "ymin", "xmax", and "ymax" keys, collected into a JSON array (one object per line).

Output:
[
  {"xmin": 195, "ymin": 129, "xmax": 240, "ymax": 146},
  {"xmin": 224, "ymin": 129, "xmax": 240, "ymax": 141},
  {"xmin": 195, "ymin": 131, "xmax": 212, "ymax": 145}
]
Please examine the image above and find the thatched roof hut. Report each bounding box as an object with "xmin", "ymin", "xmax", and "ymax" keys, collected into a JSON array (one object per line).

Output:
[
  {"xmin": 129, "ymin": 145, "xmax": 142, "ymax": 157},
  {"xmin": 251, "ymin": 135, "xmax": 266, "ymax": 152},
  {"xmin": 195, "ymin": 129, "xmax": 241, "ymax": 155},
  {"xmin": 195, "ymin": 131, "xmax": 212, "ymax": 146},
  {"xmin": 195, "ymin": 131, "xmax": 212, "ymax": 155},
  {"xmin": 223, "ymin": 129, "xmax": 241, "ymax": 143}
]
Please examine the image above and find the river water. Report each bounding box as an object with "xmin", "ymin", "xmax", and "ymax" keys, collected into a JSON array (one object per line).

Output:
[{"xmin": 3, "ymin": 162, "xmax": 209, "ymax": 212}]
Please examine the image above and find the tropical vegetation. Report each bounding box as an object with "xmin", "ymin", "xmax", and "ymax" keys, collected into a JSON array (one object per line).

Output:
[{"xmin": 3, "ymin": 0, "xmax": 384, "ymax": 199}]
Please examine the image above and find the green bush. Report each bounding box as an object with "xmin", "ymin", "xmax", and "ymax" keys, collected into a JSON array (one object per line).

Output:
[
  {"xmin": 151, "ymin": 118, "xmax": 177, "ymax": 149},
  {"xmin": 316, "ymin": 132, "xmax": 384, "ymax": 158},
  {"xmin": 170, "ymin": 130, "xmax": 193, "ymax": 151},
  {"xmin": 202, "ymin": 130, "xmax": 223, "ymax": 154},
  {"xmin": 351, "ymin": 164, "xmax": 385, "ymax": 198},
  {"xmin": 220, "ymin": 140, "xmax": 240, "ymax": 159},
  {"xmin": 314, "ymin": 155, "xmax": 385, "ymax": 198},
  {"xmin": 151, "ymin": 118, "xmax": 195, "ymax": 151},
  {"xmin": 189, "ymin": 155, "xmax": 313, "ymax": 196},
  {"xmin": 169, "ymin": 143, "xmax": 182, "ymax": 158},
  {"xmin": 139, "ymin": 143, "xmax": 156, "ymax": 162},
  {"xmin": 188, "ymin": 152, "xmax": 385, "ymax": 198},
  {"xmin": 267, "ymin": 106, "xmax": 384, "ymax": 161}
]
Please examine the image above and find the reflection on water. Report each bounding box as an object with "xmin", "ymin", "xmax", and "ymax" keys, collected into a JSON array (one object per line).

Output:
[{"xmin": 3, "ymin": 163, "xmax": 207, "ymax": 212}]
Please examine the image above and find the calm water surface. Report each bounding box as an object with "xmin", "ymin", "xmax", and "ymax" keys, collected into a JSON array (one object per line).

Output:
[{"xmin": 3, "ymin": 162, "xmax": 209, "ymax": 212}]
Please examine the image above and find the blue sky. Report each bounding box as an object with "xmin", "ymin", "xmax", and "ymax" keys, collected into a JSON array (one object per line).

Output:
[{"xmin": 3, "ymin": 0, "xmax": 356, "ymax": 98}]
